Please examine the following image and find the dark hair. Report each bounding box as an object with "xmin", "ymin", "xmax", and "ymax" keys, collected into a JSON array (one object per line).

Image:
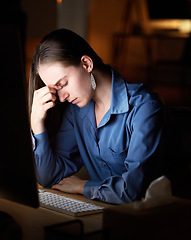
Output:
[{"xmin": 28, "ymin": 28, "xmax": 106, "ymax": 140}]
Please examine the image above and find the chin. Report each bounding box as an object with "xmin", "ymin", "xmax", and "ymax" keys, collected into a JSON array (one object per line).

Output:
[
  {"xmin": 76, "ymin": 103, "xmax": 86, "ymax": 108},
  {"xmin": 76, "ymin": 100, "xmax": 89, "ymax": 108}
]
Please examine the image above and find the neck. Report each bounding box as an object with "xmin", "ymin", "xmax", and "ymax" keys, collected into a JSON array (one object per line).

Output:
[
  {"xmin": 92, "ymin": 69, "xmax": 112, "ymax": 127},
  {"xmin": 92, "ymin": 69, "xmax": 112, "ymax": 110}
]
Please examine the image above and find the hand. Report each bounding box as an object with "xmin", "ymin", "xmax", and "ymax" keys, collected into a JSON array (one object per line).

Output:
[
  {"xmin": 31, "ymin": 85, "xmax": 60, "ymax": 134},
  {"xmin": 51, "ymin": 175, "xmax": 88, "ymax": 194}
]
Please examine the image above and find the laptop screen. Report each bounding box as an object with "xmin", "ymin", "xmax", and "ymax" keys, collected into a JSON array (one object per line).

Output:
[{"xmin": 0, "ymin": 25, "xmax": 39, "ymax": 208}]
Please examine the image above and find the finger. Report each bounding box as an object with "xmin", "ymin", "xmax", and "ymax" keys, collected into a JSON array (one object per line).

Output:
[
  {"xmin": 51, "ymin": 184, "xmax": 58, "ymax": 189},
  {"xmin": 43, "ymin": 100, "xmax": 56, "ymax": 112},
  {"xmin": 41, "ymin": 92, "xmax": 57, "ymax": 105},
  {"xmin": 33, "ymin": 86, "xmax": 58, "ymax": 109},
  {"xmin": 47, "ymin": 85, "xmax": 61, "ymax": 92},
  {"xmin": 45, "ymin": 85, "xmax": 62, "ymax": 93},
  {"xmin": 51, "ymin": 184, "xmax": 63, "ymax": 191},
  {"xmin": 34, "ymin": 85, "xmax": 57, "ymax": 100}
]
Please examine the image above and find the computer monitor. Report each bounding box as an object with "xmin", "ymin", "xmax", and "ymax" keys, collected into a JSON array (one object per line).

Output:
[{"xmin": 0, "ymin": 25, "xmax": 39, "ymax": 208}]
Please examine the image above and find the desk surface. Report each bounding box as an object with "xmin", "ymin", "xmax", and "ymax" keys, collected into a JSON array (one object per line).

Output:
[{"xmin": 0, "ymin": 186, "xmax": 110, "ymax": 240}]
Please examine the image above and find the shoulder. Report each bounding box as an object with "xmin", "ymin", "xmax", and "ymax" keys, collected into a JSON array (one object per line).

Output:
[
  {"xmin": 111, "ymin": 69, "xmax": 165, "ymax": 115},
  {"xmin": 112, "ymin": 68, "xmax": 164, "ymax": 107},
  {"xmin": 126, "ymin": 82, "xmax": 165, "ymax": 109}
]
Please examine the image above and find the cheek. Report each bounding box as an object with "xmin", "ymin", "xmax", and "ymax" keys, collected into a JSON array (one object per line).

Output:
[
  {"xmin": 73, "ymin": 75, "xmax": 91, "ymax": 95},
  {"xmin": 80, "ymin": 74, "xmax": 92, "ymax": 92}
]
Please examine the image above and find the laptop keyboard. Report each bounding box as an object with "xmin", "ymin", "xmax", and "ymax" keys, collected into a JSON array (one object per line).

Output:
[{"xmin": 38, "ymin": 189, "xmax": 104, "ymax": 217}]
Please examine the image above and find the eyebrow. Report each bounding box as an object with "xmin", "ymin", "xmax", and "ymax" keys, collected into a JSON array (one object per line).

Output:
[{"xmin": 54, "ymin": 76, "xmax": 66, "ymax": 86}]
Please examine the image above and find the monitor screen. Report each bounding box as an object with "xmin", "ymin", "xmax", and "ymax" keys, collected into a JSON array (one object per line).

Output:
[{"xmin": 0, "ymin": 25, "xmax": 39, "ymax": 208}]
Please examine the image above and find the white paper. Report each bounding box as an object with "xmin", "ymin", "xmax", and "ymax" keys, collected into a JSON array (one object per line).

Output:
[{"xmin": 132, "ymin": 176, "xmax": 173, "ymax": 209}]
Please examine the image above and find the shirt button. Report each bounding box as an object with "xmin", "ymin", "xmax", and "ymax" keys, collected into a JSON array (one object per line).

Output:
[{"xmin": 101, "ymin": 162, "xmax": 106, "ymax": 166}]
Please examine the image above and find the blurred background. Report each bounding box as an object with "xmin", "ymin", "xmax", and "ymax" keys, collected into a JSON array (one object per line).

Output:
[{"xmin": 2, "ymin": 0, "xmax": 191, "ymax": 107}]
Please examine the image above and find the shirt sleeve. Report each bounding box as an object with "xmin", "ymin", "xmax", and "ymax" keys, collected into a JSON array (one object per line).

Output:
[
  {"xmin": 83, "ymin": 100, "xmax": 166, "ymax": 204},
  {"xmin": 33, "ymin": 107, "xmax": 83, "ymax": 187}
]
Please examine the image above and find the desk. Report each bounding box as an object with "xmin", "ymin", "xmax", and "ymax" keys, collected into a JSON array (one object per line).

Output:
[
  {"xmin": 0, "ymin": 186, "xmax": 109, "ymax": 240},
  {"xmin": 2, "ymin": 185, "xmax": 190, "ymax": 240},
  {"xmin": 103, "ymin": 197, "xmax": 191, "ymax": 240}
]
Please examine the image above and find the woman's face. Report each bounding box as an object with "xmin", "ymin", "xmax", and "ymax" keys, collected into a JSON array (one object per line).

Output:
[{"xmin": 38, "ymin": 61, "xmax": 94, "ymax": 108}]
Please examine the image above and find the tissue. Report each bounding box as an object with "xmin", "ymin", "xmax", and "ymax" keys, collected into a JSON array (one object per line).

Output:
[{"xmin": 133, "ymin": 176, "xmax": 173, "ymax": 209}]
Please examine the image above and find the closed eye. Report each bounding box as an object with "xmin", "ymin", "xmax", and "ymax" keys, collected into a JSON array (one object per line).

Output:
[
  {"xmin": 61, "ymin": 82, "xmax": 68, "ymax": 88},
  {"xmin": 56, "ymin": 80, "xmax": 68, "ymax": 89}
]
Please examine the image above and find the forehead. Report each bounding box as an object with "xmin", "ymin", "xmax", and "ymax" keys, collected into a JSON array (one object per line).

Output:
[
  {"xmin": 38, "ymin": 62, "xmax": 67, "ymax": 85},
  {"xmin": 38, "ymin": 62, "xmax": 65, "ymax": 76}
]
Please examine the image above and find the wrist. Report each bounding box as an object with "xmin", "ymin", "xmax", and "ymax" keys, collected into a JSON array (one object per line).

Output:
[
  {"xmin": 31, "ymin": 120, "xmax": 45, "ymax": 135},
  {"xmin": 77, "ymin": 180, "xmax": 88, "ymax": 194}
]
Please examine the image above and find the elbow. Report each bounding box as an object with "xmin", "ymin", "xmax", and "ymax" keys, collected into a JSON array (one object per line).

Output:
[
  {"xmin": 36, "ymin": 169, "xmax": 63, "ymax": 188},
  {"xmin": 36, "ymin": 171, "xmax": 54, "ymax": 188},
  {"xmin": 37, "ymin": 178, "xmax": 51, "ymax": 188}
]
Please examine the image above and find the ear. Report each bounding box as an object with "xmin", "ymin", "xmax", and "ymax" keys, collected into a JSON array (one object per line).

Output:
[{"xmin": 81, "ymin": 55, "xmax": 93, "ymax": 73}]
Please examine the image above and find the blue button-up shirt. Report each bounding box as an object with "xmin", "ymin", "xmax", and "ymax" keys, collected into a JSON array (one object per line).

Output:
[{"xmin": 33, "ymin": 69, "xmax": 166, "ymax": 204}]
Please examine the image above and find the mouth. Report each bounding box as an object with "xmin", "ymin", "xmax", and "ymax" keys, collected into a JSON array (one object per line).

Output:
[{"xmin": 70, "ymin": 98, "xmax": 78, "ymax": 104}]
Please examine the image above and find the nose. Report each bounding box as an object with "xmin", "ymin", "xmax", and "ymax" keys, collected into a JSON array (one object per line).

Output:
[{"xmin": 57, "ymin": 90, "xmax": 69, "ymax": 102}]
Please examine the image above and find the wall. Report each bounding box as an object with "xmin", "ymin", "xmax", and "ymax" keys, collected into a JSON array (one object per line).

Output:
[
  {"xmin": 57, "ymin": 0, "xmax": 89, "ymax": 39},
  {"xmin": 87, "ymin": 0, "xmax": 126, "ymax": 64},
  {"xmin": 21, "ymin": 0, "xmax": 57, "ymax": 38},
  {"xmin": 21, "ymin": 0, "xmax": 191, "ymax": 106}
]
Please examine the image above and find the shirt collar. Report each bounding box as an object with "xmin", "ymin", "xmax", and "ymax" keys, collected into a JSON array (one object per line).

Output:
[{"xmin": 110, "ymin": 69, "xmax": 129, "ymax": 114}]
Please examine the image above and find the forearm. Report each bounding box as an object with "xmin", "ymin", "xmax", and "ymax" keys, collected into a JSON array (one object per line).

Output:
[{"xmin": 34, "ymin": 130, "xmax": 83, "ymax": 187}]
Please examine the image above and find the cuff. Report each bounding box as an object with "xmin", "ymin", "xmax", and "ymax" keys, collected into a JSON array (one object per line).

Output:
[
  {"xmin": 30, "ymin": 130, "xmax": 36, "ymax": 150},
  {"xmin": 83, "ymin": 180, "xmax": 102, "ymax": 200},
  {"xmin": 33, "ymin": 130, "xmax": 49, "ymax": 153}
]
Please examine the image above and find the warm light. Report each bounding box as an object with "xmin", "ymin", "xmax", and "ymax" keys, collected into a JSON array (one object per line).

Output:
[
  {"xmin": 179, "ymin": 20, "xmax": 191, "ymax": 33},
  {"xmin": 57, "ymin": 0, "xmax": 62, "ymax": 4},
  {"xmin": 150, "ymin": 19, "xmax": 191, "ymax": 33}
]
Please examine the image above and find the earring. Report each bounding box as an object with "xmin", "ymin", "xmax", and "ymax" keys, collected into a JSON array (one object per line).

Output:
[{"xmin": 91, "ymin": 73, "xmax": 96, "ymax": 90}]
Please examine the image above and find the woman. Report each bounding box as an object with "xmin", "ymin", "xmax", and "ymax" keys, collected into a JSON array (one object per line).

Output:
[{"xmin": 29, "ymin": 29, "xmax": 189, "ymax": 204}]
